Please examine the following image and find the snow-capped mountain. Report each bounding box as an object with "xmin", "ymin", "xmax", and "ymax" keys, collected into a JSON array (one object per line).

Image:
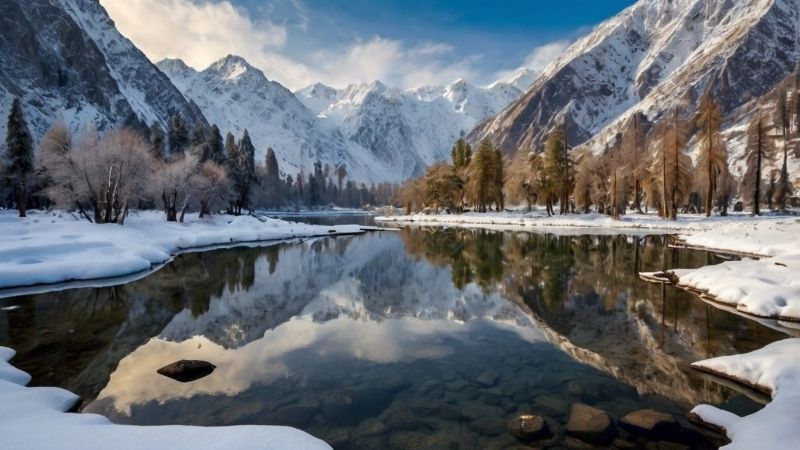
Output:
[
  {"xmin": 159, "ymin": 55, "xmax": 531, "ymax": 182},
  {"xmin": 295, "ymin": 76, "xmax": 530, "ymax": 174},
  {"xmin": 0, "ymin": 0, "xmax": 205, "ymax": 142},
  {"xmin": 157, "ymin": 56, "xmax": 391, "ymax": 182},
  {"xmin": 469, "ymin": 0, "xmax": 800, "ymax": 157}
]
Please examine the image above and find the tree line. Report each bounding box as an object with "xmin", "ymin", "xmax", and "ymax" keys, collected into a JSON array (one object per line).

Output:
[
  {"xmin": 398, "ymin": 67, "xmax": 800, "ymax": 219},
  {"xmin": 1, "ymin": 99, "xmax": 396, "ymax": 222}
]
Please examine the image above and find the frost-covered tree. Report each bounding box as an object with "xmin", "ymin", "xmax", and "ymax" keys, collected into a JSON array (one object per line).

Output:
[
  {"xmin": 4, "ymin": 98, "xmax": 34, "ymax": 217},
  {"xmin": 194, "ymin": 161, "xmax": 229, "ymax": 218},
  {"xmin": 696, "ymin": 87, "xmax": 728, "ymax": 216},
  {"xmin": 742, "ymin": 114, "xmax": 775, "ymax": 216},
  {"xmin": 152, "ymin": 153, "xmax": 198, "ymax": 222},
  {"xmin": 190, "ymin": 122, "xmax": 210, "ymax": 162},
  {"xmin": 43, "ymin": 127, "xmax": 153, "ymax": 224},
  {"xmin": 36, "ymin": 121, "xmax": 71, "ymax": 195}
]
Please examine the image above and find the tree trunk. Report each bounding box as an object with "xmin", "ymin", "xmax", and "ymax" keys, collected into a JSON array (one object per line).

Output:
[{"xmin": 16, "ymin": 182, "xmax": 26, "ymax": 217}]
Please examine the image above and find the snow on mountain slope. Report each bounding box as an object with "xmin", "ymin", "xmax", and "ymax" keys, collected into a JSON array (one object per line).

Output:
[
  {"xmin": 470, "ymin": 0, "xmax": 800, "ymax": 159},
  {"xmin": 296, "ymin": 76, "xmax": 529, "ymax": 175},
  {"xmin": 0, "ymin": 0, "xmax": 204, "ymax": 142},
  {"xmin": 157, "ymin": 56, "xmax": 391, "ymax": 183}
]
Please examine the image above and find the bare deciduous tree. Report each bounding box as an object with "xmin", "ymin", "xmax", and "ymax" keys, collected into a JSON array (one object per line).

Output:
[{"xmin": 43, "ymin": 127, "xmax": 153, "ymax": 224}]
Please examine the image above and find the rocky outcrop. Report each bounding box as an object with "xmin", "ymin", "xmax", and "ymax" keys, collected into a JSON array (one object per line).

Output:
[
  {"xmin": 0, "ymin": 0, "xmax": 205, "ymax": 142},
  {"xmin": 469, "ymin": 0, "xmax": 800, "ymax": 158}
]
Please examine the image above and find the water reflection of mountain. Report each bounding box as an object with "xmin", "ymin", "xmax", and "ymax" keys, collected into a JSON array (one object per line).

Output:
[{"xmin": 1, "ymin": 228, "xmax": 785, "ymax": 417}]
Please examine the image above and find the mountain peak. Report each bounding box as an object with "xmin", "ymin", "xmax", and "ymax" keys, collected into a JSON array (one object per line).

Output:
[
  {"xmin": 156, "ymin": 58, "xmax": 195, "ymax": 77},
  {"xmin": 489, "ymin": 68, "xmax": 538, "ymax": 91},
  {"xmin": 206, "ymin": 54, "xmax": 259, "ymax": 80}
]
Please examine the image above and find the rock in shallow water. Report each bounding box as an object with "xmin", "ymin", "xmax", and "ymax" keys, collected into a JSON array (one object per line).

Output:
[
  {"xmin": 619, "ymin": 409, "xmax": 680, "ymax": 439},
  {"xmin": 507, "ymin": 413, "xmax": 551, "ymax": 442},
  {"xmin": 156, "ymin": 360, "xmax": 216, "ymax": 382},
  {"xmin": 565, "ymin": 403, "xmax": 615, "ymax": 444}
]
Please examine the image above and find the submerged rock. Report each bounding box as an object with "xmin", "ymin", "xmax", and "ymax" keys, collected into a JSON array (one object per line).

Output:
[
  {"xmin": 156, "ymin": 360, "xmax": 216, "ymax": 382},
  {"xmin": 469, "ymin": 416, "xmax": 506, "ymax": 436},
  {"xmin": 619, "ymin": 409, "xmax": 680, "ymax": 439},
  {"xmin": 507, "ymin": 413, "xmax": 551, "ymax": 442},
  {"xmin": 565, "ymin": 403, "xmax": 615, "ymax": 444},
  {"xmin": 476, "ymin": 371, "xmax": 499, "ymax": 387}
]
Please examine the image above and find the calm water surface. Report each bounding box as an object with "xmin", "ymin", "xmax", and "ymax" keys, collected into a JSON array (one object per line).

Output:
[{"xmin": 0, "ymin": 222, "xmax": 787, "ymax": 449}]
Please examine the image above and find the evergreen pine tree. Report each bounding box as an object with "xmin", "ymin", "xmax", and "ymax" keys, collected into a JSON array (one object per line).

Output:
[
  {"xmin": 265, "ymin": 147, "xmax": 280, "ymax": 204},
  {"xmin": 168, "ymin": 114, "xmax": 189, "ymax": 157},
  {"xmin": 207, "ymin": 124, "xmax": 225, "ymax": 165},
  {"xmin": 4, "ymin": 98, "xmax": 34, "ymax": 217},
  {"xmin": 236, "ymin": 129, "xmax": 256, "ymax": 212},
  {"xmin": 149, "ymin": 122, "xmax": 166, "ymax": 160},
  {"xmin": 224, "ymin": 132, "xmax": 241, "ymax": 213},
  {"xmin": 451, "ymin": 138, "xmax": 472, "ymax": 171}
]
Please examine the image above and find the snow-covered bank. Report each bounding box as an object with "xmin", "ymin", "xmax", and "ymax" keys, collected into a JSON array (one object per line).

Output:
[
  {"xmin": 376, "ymin": 210, "xmax": 788, "ymax": 235},
  {"xmin": 0, "ymin": 347, "xmax": 330, "ymax": 450},
  {"xmin": 689, "ymin": 339, "xmax": 800, "ymax": 449},
  {"xmin": 0, "ymin": 210, "xmax": 363, "ymax": 292},
  {"xmin": 669, "ymin": 219, "xmax": 800, "ymax": 322}
]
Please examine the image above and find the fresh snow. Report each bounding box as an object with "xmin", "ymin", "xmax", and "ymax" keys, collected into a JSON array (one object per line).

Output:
[
  {"xmin": 0, "ymin": 347, "xmax": 330, "ymax": 450},
  {"xmin": 0, "ymin": 209, "xmax": 362, "ymax": 293},
  {"xmin": 690, "ymin": 339, "xmax": 800, "ymax": 449}
]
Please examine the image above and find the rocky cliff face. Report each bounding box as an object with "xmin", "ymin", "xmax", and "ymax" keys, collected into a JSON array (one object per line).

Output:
[
  {"xmin": 0, "ymin": 0, "xmax": 205, "ymax": 143},
  {"xmin": 469, "ymin": 0, "xmax": 800, "ymax": 156}
]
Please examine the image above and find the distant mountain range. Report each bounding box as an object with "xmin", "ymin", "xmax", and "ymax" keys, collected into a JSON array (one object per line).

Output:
[
  {"xmin": 157, "ymin": 56, "xmax": 535, "ymax": 182},
  {"xmin": 3, "ymin": 0, "xmax": 798, "ymax": 184}
]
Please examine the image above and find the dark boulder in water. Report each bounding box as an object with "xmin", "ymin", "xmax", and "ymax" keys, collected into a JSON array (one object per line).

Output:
[{"xmin": 157, "ymin": 360, "xmax": 216, "ymax": 382}]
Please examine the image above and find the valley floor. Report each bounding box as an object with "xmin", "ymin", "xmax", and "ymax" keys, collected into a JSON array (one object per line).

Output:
[
  {"xmin": 377, "ymin": 209, "xmax": 800, "ymax": 449},
  {"xmin": 0, "ymin": 209, "xmax": 363, "ymax": 295}
]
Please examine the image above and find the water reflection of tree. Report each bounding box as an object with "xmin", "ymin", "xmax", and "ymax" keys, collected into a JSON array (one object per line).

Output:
[
  {"xmin": 0, "ymin": 243, "xmax": 286, "ymax": 399},
  {"xmin": 399, "ymin": 228, "xmax": 504, "ymax": 290}
]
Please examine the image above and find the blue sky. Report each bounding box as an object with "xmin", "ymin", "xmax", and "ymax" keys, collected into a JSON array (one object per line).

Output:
[{"xmin": 102, "ymin": 0, "xmax": 635, "ymax": 90}]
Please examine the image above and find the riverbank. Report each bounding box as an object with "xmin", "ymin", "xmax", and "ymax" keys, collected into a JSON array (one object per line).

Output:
[
  {"xmin": 0, "ymin": 347, "xmax": 330, "ymax": 450},
  {"xmin": 0, "ymin": 209, "xmax": 364, "ymax": 292}
]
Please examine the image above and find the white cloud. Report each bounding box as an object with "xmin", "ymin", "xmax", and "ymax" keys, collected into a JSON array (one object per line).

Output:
[
  {"xmin": 522, "ymin": 40, "xmax": 570, "ymax": 72},
  {"xmin": 491, "ymin": 40, "xmax": 570, "ymax": 88},
  {"xmin": 100, "ymin": 0, "xmax": 489, "ymax": 90}
]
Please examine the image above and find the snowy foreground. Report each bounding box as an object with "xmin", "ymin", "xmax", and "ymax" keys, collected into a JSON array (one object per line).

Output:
[
  {"xmin": 690, "ymin": 339, "xmax": 800, "ymax": 450},
  {"xmin": 0, "ymin": 209, "xmax": 363, "ymax": 293},
  {"xmin": 0, "ymin": 347, "xmax": 330, "ymax": 450}
]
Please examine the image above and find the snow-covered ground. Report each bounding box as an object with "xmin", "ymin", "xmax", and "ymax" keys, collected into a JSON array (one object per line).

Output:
[
  {"xmin": 0, "ymin": 209, "xmax": 363, "ymax": 293},
  {"xmin": 689, "ymin": 339, "xmax": 800, "ymax": 449},
  {"xmin": 0, "ymin": 346, "xmax": 330, "ymax": 450},
  {"xmin": 376, "ymin": 210, "xmax": 790, "ymax": 234}
]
